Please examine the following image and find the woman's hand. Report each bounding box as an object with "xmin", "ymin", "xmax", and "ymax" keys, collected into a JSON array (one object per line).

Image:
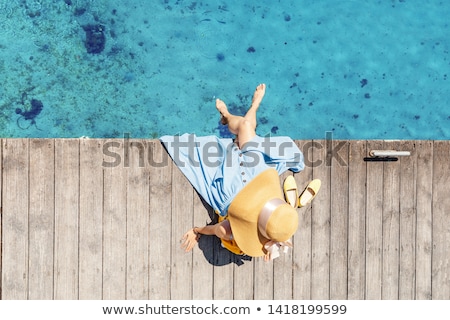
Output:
[{"xmin": 181, "ymin": 228, "xmax": 200, "ymax": 252}]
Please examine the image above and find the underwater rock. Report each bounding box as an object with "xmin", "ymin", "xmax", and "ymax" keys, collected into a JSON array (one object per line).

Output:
[
  {"xmin": 216, "ymin": 53, "xmax": 225, "ymax": 61},
  {"xmin": 16, "ymin": 98, "xmax": 44, "ymax": 129},
  {"xmin": 82, "ymin": 24, "xmax": 106, "ymax": 54},
  {"xmin": 74, "ymin": 8, "xmax": 86, "ymax": 16},
  {"xmin": 16, "ymin": 99, "xmax": 43, "ymax": 120},
  {"xmin": 360, "ymin": 78, "xmax": 368, "ymax": 87}
]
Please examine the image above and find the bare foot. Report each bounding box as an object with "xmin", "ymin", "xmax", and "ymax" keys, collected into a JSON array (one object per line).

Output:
[
  {"xmin": 216, "ymin": 98, "xmax": 229, "ymax": 125},
  {"xmin": 251, "ymin": 83, "xmax": 266, "ymax": 109}
]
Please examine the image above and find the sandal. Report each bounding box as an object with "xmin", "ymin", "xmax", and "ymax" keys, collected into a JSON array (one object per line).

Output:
[
  {"xmin": 283, "ymin": 175, "xmax": 299, "ymax": 208},
  {"xmin": 298, "ymin": 179, "xmax": 321, "ymax": 207}
]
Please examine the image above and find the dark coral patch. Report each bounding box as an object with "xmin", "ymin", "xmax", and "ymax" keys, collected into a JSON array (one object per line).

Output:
[
  {"xmin": 360, "ymin": 78, "xmax": 368, "ymax": 87},
  {"xmin": 16, "ymin": 99, "xmax": 44, "ymax": 120},
  {"xmin": 83, "ymin": 24, "xmax": 106, "ymax": 54},
  {"xmin": 15, "ymin": 98, "xmax": 44, "ymax": 129},
  {"xmin": 259, "ymin": 116, "xmax": 268, "ymax": 124},
  {"xmin": 216, "ymin": 53, "xmax": 225, "ymax": 61},
  {"xmin": 74, "ymin": 7, "xmax": 86, "ymax": 16}
]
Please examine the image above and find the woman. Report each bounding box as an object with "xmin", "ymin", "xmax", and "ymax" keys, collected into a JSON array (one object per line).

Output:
[{"xmin": 160, "ymin": 84, "xmax": 317, "ymax": 260}]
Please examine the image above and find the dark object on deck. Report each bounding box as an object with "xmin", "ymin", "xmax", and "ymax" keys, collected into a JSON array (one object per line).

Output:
[
  {"xmin": 83, "ymin": 24, "xmax": 106, "ymax": 54},
  {"xmin": 363, "ymin": 157, "xmax": 398, "ymax": 162}
]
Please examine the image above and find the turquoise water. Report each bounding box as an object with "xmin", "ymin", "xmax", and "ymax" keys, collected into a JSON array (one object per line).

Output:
[{"xmin": 0, "ymin": 0, "xmax": 448, "ymax": 139}]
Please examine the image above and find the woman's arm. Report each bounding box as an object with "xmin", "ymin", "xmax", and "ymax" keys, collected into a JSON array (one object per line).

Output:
[{"xmin": 181, "ymin": 220, "xmax": 232, "ymax": 252}]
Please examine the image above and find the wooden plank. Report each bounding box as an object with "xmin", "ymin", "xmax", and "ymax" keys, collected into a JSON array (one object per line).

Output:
[
  {"xmin": 347, "ymin": 140, "xmax": 367, "ymax": 299},
  {"xmin": 273, "ymin": 246, "xmax": 293, "ymax": 299},
  {"xmin": 148, "ymin": 140, "xmax": 172, "ymax": 299},
  {"xmin": 382, "ymin": 140, "xmax": 401, "ymax": 299},
  {"xmin": 1, "ymin": 139, "xmax": 29, "ymax": 299},
  {"xmin": 79, "ymin": 139, "xmax": 104, "ymax": 299},
  {"xmin": 102, "ymin": 139, "xmax": 127, "ymax": 299},
  {"xmin": 365, "ymin": 140, "xmax": 384, "ymax": 299},
  {"xmin": 415, "ymin": 141, "xmax": 433, "ymax": 299},
  {"xmin": 254, "ymin": 258, "xmax": 273, "ymax": 300},
  {"xmin": 125, "ymin": 139, "xmax": 150, "ymax": 299},
  {"xmin": 431, "ymin": 141, "xmax": 450, "ymax": 299},
  {"xmin": 213, "ymin": 245, "xmax": 236, "ymax": 299},
  {"xmin": 399, "ymin": 141, "xmax": 417, "ymax": 299},
  {"xmin": 233, "ymin": 251, "xmax": 254, "ymax": 299},
  {"xmin": 311, "ymin": 139, "xmax": 330, "ymax": 299},
  {"xmin": 293, "ymin": 140, "xmax": 314, "ymax": 300},
  {"xmin": 28, "ymin": 139, "xmax": 55, "ymax": 299},
  {"xmin": 330, "ymin": 140, "xmax": 349, "ymax": 299},
  {"xmin": 213, "ymin": 237, "xmax": 244, "ymax": 300},
  {"xmin": 54, "ymin": 139, "xmax": 79, "ymax": 299},
  {"xmin": 192, "ymin": 194, "xmax": 214, "ymax": 300},
  {"xmin": 170, "ymin": 164, "xmax": 193, "ymax": 299}
]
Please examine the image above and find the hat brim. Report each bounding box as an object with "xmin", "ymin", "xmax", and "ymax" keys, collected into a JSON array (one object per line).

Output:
[{"xmin": 228, "ymin": 169, "xmax": 285, "ymax": 257}]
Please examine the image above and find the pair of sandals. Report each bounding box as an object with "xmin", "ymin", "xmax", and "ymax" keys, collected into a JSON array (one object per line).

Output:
[{"xmin": 283, "ymin": 176, "xmax": 321, "ymax": 208}]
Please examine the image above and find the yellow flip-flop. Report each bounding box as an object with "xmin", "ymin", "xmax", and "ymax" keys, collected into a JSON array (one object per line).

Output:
[
  {"xmin": 298, "ymin": 179, "xmax": 321, "ymax": 207},
  {"xmin": 283, "ymin": 175, "xmax": 299, "ymax": 208}
]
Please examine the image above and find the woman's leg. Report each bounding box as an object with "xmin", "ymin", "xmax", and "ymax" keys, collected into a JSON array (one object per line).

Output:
[
  {"xmin": 216, "ymin": 83, "xmax": 266, "ymax": 148},
  {"xmin": 244, "ymin": 83, "xmax": 265, "ymax": 129},
  {"xmin": 215, "ymin": 99, "xmax": 244, "ymax": 135}
]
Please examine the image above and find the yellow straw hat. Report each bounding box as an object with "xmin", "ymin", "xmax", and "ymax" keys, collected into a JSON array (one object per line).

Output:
[{"xmin": 227, "ymin": 168, "xmax": 299, "ymax": 257}]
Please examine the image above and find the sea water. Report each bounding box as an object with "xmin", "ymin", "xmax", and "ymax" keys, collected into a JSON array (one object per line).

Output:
[{"xmin": 0, "ymin": 0, "xmax": 448, "ymax": 139}]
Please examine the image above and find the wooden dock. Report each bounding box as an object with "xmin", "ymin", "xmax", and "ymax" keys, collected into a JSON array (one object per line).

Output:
[{"xmin": 0, "ymin": 139, "xmax": 449, "ymax": 300}]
